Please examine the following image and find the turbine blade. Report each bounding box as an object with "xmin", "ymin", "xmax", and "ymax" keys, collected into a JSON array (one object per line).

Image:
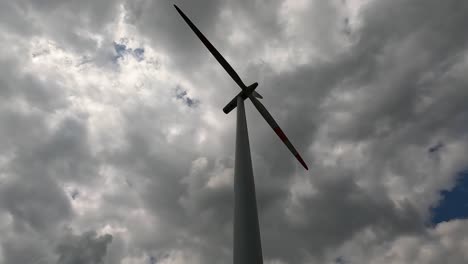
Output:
[
  {"xmin": 252, "ymin": 91, "xmax": 263, "ymax": 99},
  {"xmin": 248, "ymin": 95, "xmax": 309, "ymax": 170},
  {"xmin": 174, "ymin": 5, "xmax": 246, "ymax": 89}
]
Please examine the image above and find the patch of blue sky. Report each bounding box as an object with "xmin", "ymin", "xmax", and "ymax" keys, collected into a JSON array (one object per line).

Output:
[
  {"xmin": 112, "ymin": 41, "xmax": 145, "ymax": 63},
  {"xmin": 431, "ymin": 169, "xmax": 468, "ymax": 225},
  {"xmin": 175, "ymin": 86, "xmax": 199, "ymax": 108},
  {"xmin": 133, "ymin": 48, "xmax": 145, "ymax": 61}
]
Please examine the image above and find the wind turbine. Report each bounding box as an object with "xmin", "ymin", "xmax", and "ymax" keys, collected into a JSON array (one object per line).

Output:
[{"xmin": 174, "ymin": 5, "xmax": 309, "ymax": 264}]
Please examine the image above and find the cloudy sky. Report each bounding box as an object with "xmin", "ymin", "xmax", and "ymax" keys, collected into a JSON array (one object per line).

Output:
[{"xmin": 1, "ymin": 0, "xmax": 468, "ymax": 263}]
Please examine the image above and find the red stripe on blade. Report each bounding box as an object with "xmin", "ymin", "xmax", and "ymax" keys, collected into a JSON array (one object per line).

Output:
[
  {"xmin": 273, "ymin": 127, "xmax": 288, "ymax": 142},
  {"xmin": 295, "ymin": 153, "xmax": 309, "ymax": 170}
]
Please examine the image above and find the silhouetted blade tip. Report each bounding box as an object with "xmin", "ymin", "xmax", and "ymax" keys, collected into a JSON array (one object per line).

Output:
[{"xmin": 295, "ymin": 153, "xmax": 309, "ymax": 170}]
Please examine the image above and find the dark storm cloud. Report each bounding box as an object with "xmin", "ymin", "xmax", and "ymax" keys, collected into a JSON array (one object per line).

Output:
[
  {"xmin": 0, "ymin": 55, "xmax": 74, "ymax": 232},
  {"xmin": 123, "ymin": 0, "xmax": 289, "ymax": 88},
  {"xmin": 0, "ymin": 172, "xmax": 72, "ymax": 233},
  {"xmin": 325, "ymin": 0, "xmax": 468, "ymax": 141},
  {"xmin": 0, "ymin": 109, "xmax": 74, "ymax": 264},
  {"xmin": 124, "ymin": 0, "xmax": 226, "ymax": 70},
  {"xmin": 0, "ymin": 48, "xmax": 102, "ymax": 263},
  {"xmin": 245, "ymin": 0, "xmax": 468, "ymax": 180},
  {"xmin": 1, "ymin": 236, "xmax": 55, "ymax": 264},
  {"xmin": 0, "ymin": 58, "xmax": 67, "ymax": 111},
  {"xmin": 0, "ymin": 107, "xmax": 101, "ymax": 263},
  {"xmin": 56, "ymin": 230, "xmax": 113, "ymax": 264},
  {"xmin": 263, "ymin": 172, "xmax": 424, "ymax": 262}
]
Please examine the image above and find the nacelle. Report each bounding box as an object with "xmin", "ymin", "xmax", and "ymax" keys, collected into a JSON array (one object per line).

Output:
[{"xmin": 223, "ymin": 83, "xmax": 261, "ymax": 114}]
